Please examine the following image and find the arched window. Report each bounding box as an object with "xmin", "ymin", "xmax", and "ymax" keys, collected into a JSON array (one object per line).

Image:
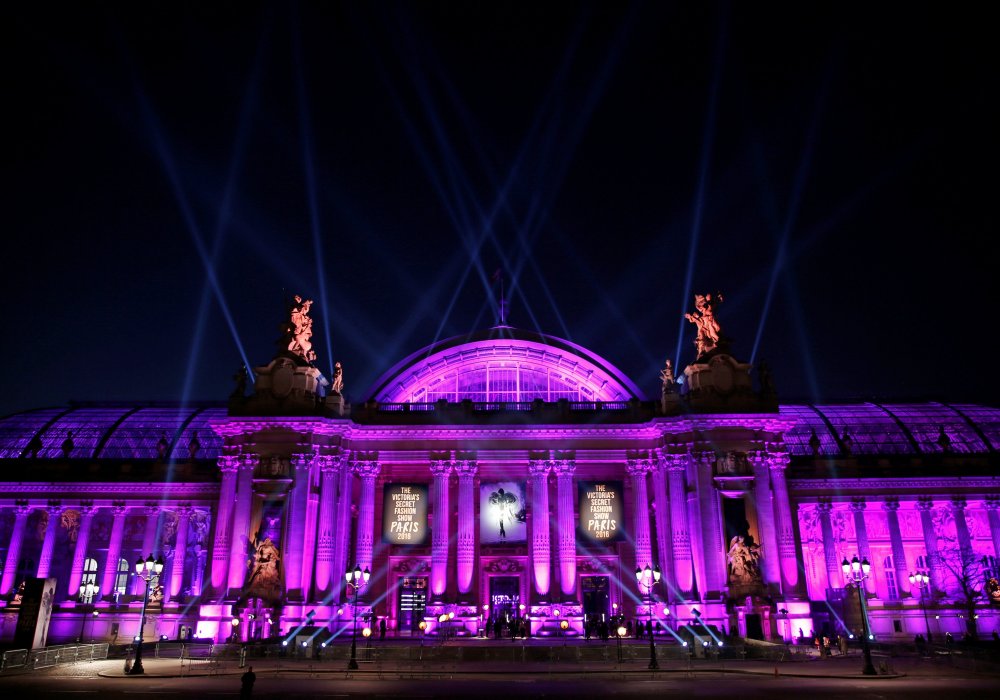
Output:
[
  {"xmin": 883, "ymin": 556, "xmax": 898, "ymax": 600},
  {"xmin": 114, "ymin": 558, "xmax": 130, "ymax": 599},
  {"xmin": 78, "ymin": 557, "xmax": 99, "ymax": 603}
]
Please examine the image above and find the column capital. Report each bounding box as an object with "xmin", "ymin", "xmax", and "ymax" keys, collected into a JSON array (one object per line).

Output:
[
  {"xmin": 528, "ymin": 459, "xmax": 551, "ymax": 477},
  {"xmin": 767, "ymin": 452, "xmax": 791, "ymax": 471},
  {"xmin": 985, "ymin": 496, "xmax": 1000, "ymax": 511},
  {"xmin": 748, "ymin": 450, "xmax": 769, "ymax": 468},
  {"xmin": 551, "ymin": 459, "xmax": 576, "ymax": 477},
  {"xmin": 816, "ymin": 500, "xmax": 833, "ymax": 514},
  {"xmin": 174, "ymin": 503, "xmax": 193, "ymax": 518},
  {"xmin": 13, "ymin": 501, "xmax": 31, "ymax": 516},
  {"xmin": 143, "ymin": 503, "xmax": 160, "ymax": 517},
  {"xmin": 951, "ymin": 496, "xmax": 967, "ymax": 511},
  {"xmin": 882, "ymin": 498, "xmax": 901, "ymax": 512},
  {"xmin": 625, "ymin": 458, "xmax": 652, "ymax": 476},
  {"xmin": 239, "ymin": 454, "xmax": 259, "ymax": 471},
  {"xmin": 217, "ymin": 455, "xmax": 240, "ymax": 473},
  {"xmin": 849, "ymin": 498, "xmax": 866, "ymax": 512},
  {"xmin": 665, "ymin": 454, "xmax": 687, "ymax": 472},
  {"xmin": 690, "ymin": 450, "xmax": 716, "ymax": 467},
  {"xmin": 45, "ymin": 501, "xmax": 64, "ymax": 515},
  {"xmin": 317, "ymin": 454, "xmax": 340, "ymax": 473},
  {"xmin": 291, "ymin": 453, "xmax": 315, "ymax": 471},
  {"xmin": 353, "ymin": 459, "xmax": 382, "ymax": 479},
  {"xmin": 429, "ymin": 459, "xmax": 452, "ymax": 477},
  {"xmin": 77, "ymin": 502, "xmax": 95, "ymax": 517},
  {"xmin": 916, "ymin": 496, "xmax": 935, "ymax": 512},
  {"xmin": 454, "ymin": 459, "xmax": 478, "ymax": 477}
]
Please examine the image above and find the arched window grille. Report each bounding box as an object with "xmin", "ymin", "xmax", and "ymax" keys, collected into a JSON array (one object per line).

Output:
[
  {"xmin": 114, "ymin": 557, "xmax": 130, "ymax": 599},
  {"xmin": 78, "ymin": 557, "xmax": 99, "ymax": 602},
  {"xmin": 882, "ymin": 555, "xmax": 898, "ymax": 600}
]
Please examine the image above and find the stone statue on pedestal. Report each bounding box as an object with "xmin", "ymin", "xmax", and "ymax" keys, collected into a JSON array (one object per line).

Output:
[
  {"xmin": 331, "ymin": 361, "xmax": 344, "ymax": 395},
  {"xmin": 685, "ymin": 293, "xmax": 724, "ymax": 358},
  {"xmin": 283, "ymin": 295, "xmax": 317, "ymax": 364}
]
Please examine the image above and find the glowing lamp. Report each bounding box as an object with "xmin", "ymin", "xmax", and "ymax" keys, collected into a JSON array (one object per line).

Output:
[
  {"xmin": 362, "ymin": 627, "xmax": 372, "ymax": 638},
  {"xmin": 519, "ymin": 604, "xmax": 525, "ymax": 612},
  {"xmin": 553, "ymin": 608, "xmax": 560, "ymax": 617},
  {"xmin": 418, "ymin": 621, "xmax": 427, "ymax": 631},
  {"xmin": 282, "ymin": 640, "xmax": 288, "ymax": 646},
  {"xmin": 448, "ymin": 611, "xmax": 455, "ymax": 619},
  {"xmin": 438, "ymin": 614, "xmax": 448, "ymax": 623},
  {"xmin": 231, "ymin": 618, "xmax": 239, "ymax": 627},
  {"xmin": 616, "ymin": 625, "xmax": 627, "ymax": 637},
  {"xmin": 560, "ymin": 620, "xmax": 569, "ymax": 630},
  {"xmin": 483, "ymin": 604, "xmax": 490, "ymax": 611}
]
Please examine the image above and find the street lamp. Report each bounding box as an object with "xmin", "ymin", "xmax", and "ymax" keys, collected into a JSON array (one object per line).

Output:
[
  {"xmin": 345, "ymin": 564, "xmax": 371, "ymax": 670},
  {"xmin": 842, "ymin": 555, "xmax": 877, "ymax": 676},
  {"xmin": 908, "ymin": 570, "xmax": 932, "ymax": 643},
  {"xmin": 78, "ymin": 582, "xmax": 99, "ymax": 642},
  {"xmin": 635, "ymin": 563, "xmax": 662, "ymax": 670},
  {"xmin": 616, "ymin": 623, "xmax": 627, "ymax": 663},
  {"xmin": 128, "ymin": 554, "xmax": 164, "ymax": 675}
]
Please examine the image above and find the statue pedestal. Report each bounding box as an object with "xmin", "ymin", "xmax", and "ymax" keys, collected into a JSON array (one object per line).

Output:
[
  {"xmin": 233, "ymin": 358, "xmax": 331, "ymax": 416},
  {"xmin": 682, "ymin": 353, "xmax": 761, "ymax": 412}
]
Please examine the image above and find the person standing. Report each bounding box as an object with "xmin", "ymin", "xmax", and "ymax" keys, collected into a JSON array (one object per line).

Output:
[
  {"xmin": 240, "ymin": 666, "xmax": 256, "ymax": 698},
  {"xmin": 379, "ymin": 617, "xmax": 387, "ymax": 640}
]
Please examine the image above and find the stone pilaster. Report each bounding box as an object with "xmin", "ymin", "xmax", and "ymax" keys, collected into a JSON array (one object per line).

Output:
[
  {"xmin": 314, "ymin": 455, "xmax": 340, "ymax": 596},
  {"xmin": 283, "ymin": 452, "xmax": 314, "ymax": 600},
  {"xmin": 430, "ymin": 458, "xmax": 451, "ymax": 598},
  {"xmin": 749, "ymin": 451, "xmax": 781, "ymax": 588},
  {"xmin": 917, "ymin": 497, "xmax": 944, "ymax": 588},
  {"xmin": 850, "ymin": 498, "xmax": 870, "ymax": 562},
  {"xmin": 667, "ymin": 455, "xmax": 693, "ymax": 595},
  {"xmin": 67, "ymin": 504, "xmax": 95, "ymax": 597},
  {"xmin": 529, "ymin": 458, "xmax": 552, "ymax": 597},
  {"xmin": 227, "ymin": 454, "xmax": 257, "ymax": 591},
  {"xmin": 169, "ymin": 505, "xmax": 192, "ymax": 600},
  {"xmin": 952, "ymin": 497, "xmax": 972, "ymax": 553},
  {"xmin": 36, "ymin": 503, "xmax": 63, "ymax": 579},
  {"xmin": 817, "ymin": 500, "xmax": 841, "ymax": 591},
  {"xmin": 985, "ymin": 498, "xmax": 1000, "ymax": 564},
  {"xmin": 455, "ymin": 458, "xmax": 478, "ymax": 596},
  {"xmin": 352, "ymin": 458, "xmax": 381, "ymax": 589},
  {"xmin": 768, "ymin": 452, "xmax": 799, "ymax": 590},
  {"xmin": 132, "ymin": 504, "xmax": 161, "ymax": 595},
  {"xmin": 210, "ymin": 455, "xmax": 239, "ymax": 591},
  {"xmin": 100, "ymin": 504, "xmax": 128, "ymax": 599},
  {"xmin": 883, "ymin": 499, "xmax": 910, "ymax": 596},
  {"xmin": 331, "ymin": 453, "xmax": 353, "ymax": 603},
  {"xmin": 0, "ymin": 503, "xmax": 31, "ymax": 595},
  {"xmin": 626, "ymin": 458, "xmax": 653, "ymax": 575},
  {"xmin": 694, "ymin": 451, "xmax": 724, "ymax": 597},
  {"xmin": 553, "ymin": 457, "xmax": 578, "ymax": 599}
]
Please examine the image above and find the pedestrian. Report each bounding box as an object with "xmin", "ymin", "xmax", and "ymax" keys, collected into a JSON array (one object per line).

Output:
[
  {"xmin": 839, "ymin": 634, "xmax": 848, "ymax": 656},
  {"xmin": 646, "ymin": 619, "xmax": 653, "ymax": 638},
  {"xmin": 240, "ymin": 665, "xmax": 256, "ymax": 698},
  {"xmin": 379, "ymin": 617, "xmax": 387, "ymax": 640}
]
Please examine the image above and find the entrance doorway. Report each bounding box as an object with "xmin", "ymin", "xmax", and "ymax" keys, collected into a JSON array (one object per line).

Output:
[
  {"xmin": 489, "ymin": 576, "xmax": 520, "ymax": 625},
  {"xmin": 745, "ymin": 613, "xmax": 764, "ymax": 640},
  {"xmin": 397, "ymin": 577, "xmax": 427, "ymax": 635},
  {"xmin": 581, "ymin": 575, "xmax": 610, "ymax": 622}
]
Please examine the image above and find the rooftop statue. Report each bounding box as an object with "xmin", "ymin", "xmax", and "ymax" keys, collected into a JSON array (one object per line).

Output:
[
  {"xmin": 331, "ymin": 361, "xmax": 344, "ymax": 395},
  {"xmin": 684, "ymin": 292, "xmax": 723, "ymax": 358},
  {"xmin": 283, "ymin": 295, "xmax": 317, "ymax": 364}
]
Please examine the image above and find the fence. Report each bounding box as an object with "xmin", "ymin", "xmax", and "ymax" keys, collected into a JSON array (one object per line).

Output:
[{"xmin": 1, "ymin": 643, "xmax": 109, "ymax": 671}]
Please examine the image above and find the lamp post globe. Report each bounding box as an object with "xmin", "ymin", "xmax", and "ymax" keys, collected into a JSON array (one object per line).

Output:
[
  {"xmin": 908, "ymin": 571, "xmax": 932, "ymax": 643},
  {"xmin": 635, "ymin": 562, "xmax": 661, "ymax": 670},
  {"xmin": 345, "ymin": 565, "xmax": 370, "ymax": 670}
]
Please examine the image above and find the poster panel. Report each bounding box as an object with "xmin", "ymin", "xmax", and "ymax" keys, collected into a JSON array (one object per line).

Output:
[
  {"xmin": 578, "ymin": 480, "xmax": 625, "ymax": 544},
  {"xmin": 382, "ymin": 483, "xmax": 429, "ymax": 545},
  {"xmin": 13, "ymin": 577, "xmax": 57, "ymax": 650},
  {"xmin": 480, "ymin": 481, "xmax": 527, "ymax": 544}
]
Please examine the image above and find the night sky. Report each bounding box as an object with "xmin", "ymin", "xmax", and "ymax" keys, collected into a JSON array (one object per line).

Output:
[{"xmin": 4, "ymin": 2, "xmax": 996, "ymax": 417}]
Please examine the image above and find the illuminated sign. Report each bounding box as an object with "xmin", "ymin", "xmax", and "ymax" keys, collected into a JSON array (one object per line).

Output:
[
  {"xmin": 578, "ymin": 481, "xmax": 624, "ymax": 543},
  {"xmin": 480, "ymin": 481, "xmax": 527, "ymax": 544},
  {"xmin": 382, "ymin": 484, "xmax": 428, "ymax": 545}
]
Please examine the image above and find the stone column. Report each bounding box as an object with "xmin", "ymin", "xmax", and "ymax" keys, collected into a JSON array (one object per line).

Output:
[
  {"xmin": 36, "ymin": 504, "xmax": 63, "ymax": 579},
  {"xmin": 667, "ymin": 455, "xmax": 693, "ymax": 595},
  {"xmin": 649, "ymin": 455, "xmax": 674, "ymax": 593},
  {"xmin": 284, "ymin": 452, "xmax": 314, "ymax": 600},
  {"xmin": 768, "ymin": 452, "xmax": 799, "ymax": 590},
  {"xmin": 67, "ymin": 505, "xmax": 95, "ymax": 598},
  {"xmin": 817, "ymin": 500, "xmax": 841, "ymax": 591},
  {"xmin": 314, "ymin": 455, "xmax": 340, "ymax": 597},
  {"xmin": 627, "ymin": 458, "xmax": 653, "ymax": 573},
  {"xmin": 985, "ymin": 498, "xmax": 1000, "ymax": 562},
  {"xmin": 952, "ymin": 497, "xmax": 972, "ymax": 553},
  {"xmin": 226, "ymin": 454, "xmax": 257, "ymax": 592},
  {"xmin": 132, "ymin": 504, "xmax": 161, "ymax": 595},
  {"xmin": 429, "ymin": 458, "xmax": 451, "ymax": 598},
  {"xmin": 850, "ymin": 498, "xmax": 871, "ymax": 561},
  {"xmin": 0, "ymin": 504, "xmax": 30, "ymax": 595},
  {"xmin": 529, "ymin": 458, "xmax": 552, "ymax": 597},
  {"xmin": 695, "ymin": 452, "xmax": 724, "ymax": 596},
  {"xmin": 554, "ymin": 457, "xmax": 578, "ymax": 599},
  {"xmin": 917, "ymin": 497, "xmax": 944, "ymax": 588},
  {"xmin": 169, "ymin": 505, "xmax": 192, "ymax": 599},
  {"xmin": 331, "ymin": 453, "xmax": 353, "ymax": 603},
  {"xmin": 100, "ymin": 504, "xmax": 128, "ymax": 598},
  {"xmin": 353, "ymin": 458, "xmax": 381, "ymax": 581},
  {"xmin": 455, "ymin": 458, "xmax": 478, "ymax": 597},
  {"xmin": 749, "ymin": 451, "xmax": 781, "ymax": 588},
  {"xmin": 210, "ymin": 455, "xmax": 239, "ymax": 591},
  {"xmin": 883, "ymin": 499, "xmax": 910, "ymax": 596}
]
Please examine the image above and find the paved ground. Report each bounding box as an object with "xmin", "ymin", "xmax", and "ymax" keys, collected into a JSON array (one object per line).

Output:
[{"xmin": 2, "ymin": 648, "xmax": 999, "ymax": 699}]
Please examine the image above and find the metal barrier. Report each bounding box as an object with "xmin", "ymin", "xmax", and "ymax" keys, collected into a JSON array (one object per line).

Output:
[{"xmin": 1, "ymin": 643, "xmax": 109, "ymax": 671}]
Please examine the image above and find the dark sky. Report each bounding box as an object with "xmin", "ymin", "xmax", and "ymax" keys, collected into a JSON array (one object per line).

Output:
[{"xmin": 3, "ymin": 2, "xmax": 996, "ymax": 417}]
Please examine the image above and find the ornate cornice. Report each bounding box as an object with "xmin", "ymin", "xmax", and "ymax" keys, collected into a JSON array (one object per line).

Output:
[{"xmin": 790, "ymin": 477, "xmax": 1000, "ymax": 493}]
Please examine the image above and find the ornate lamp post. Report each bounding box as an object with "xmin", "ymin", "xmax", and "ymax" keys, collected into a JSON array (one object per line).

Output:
[
  {"xmin": 615, "ymin": 623, "xmax": 627, "ymax": 663},
  {"xmin": 128, "ymin": 554, "xmax": 164, "ymax": 675},
  {"xmin": 78, "ymin": 582, "xmax": 99, "ymax": 642},
  {"xmin": 841, "ymin": 555, "xmax": 877, "ymax": 676},
  {"xmin": 908, "ymin": 570, "xmax": 932, "ymax": 642},
  {"xmin": 635, "ymin": 563, "xmax": 662, "ymax": 670},
  {"xmin": 345, "ymin": 564, "xmax": 370, "ymax": 670}
]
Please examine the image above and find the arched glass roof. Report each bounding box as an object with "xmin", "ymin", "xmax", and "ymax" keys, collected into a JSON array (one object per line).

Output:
[{"xmin": 366, "ymin": 327, "xmax": 647, "ymax": 404}]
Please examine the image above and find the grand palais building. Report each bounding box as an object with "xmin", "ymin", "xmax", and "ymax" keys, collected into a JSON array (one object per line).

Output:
[{"xmin": 1, "ymin": 297, "xmax": 999, "ymax": 647}]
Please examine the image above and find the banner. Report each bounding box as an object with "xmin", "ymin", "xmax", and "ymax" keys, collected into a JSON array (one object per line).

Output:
[
  {"xmin": 480, "ymin": 481, "xmax": 527, "ymax": 544},
  {"xmin": 578, "ymin": 481, "xmax": 625, "ymax": 543},
  {"xmin": 382, "ymin": 483, "xmax": 429, "ymax": 545},
  {"xmin": 13, "ymin": 577, "xmax": 57, "ymax": 650}
]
